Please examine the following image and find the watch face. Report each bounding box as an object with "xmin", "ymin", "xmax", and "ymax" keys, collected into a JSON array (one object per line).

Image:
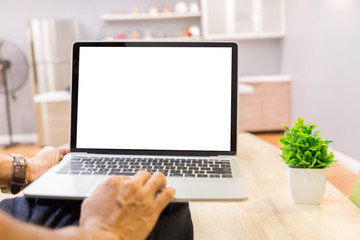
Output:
[
  {"xmin": 18, "ymin": 158, "xmax": 26, "ymax": 164},
  {"xmin": 12, "ymin": 154, "xmax": 27, "ymax": 166}
]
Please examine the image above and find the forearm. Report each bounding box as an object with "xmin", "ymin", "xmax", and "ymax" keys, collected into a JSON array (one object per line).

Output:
[
  {"xmin": 0, "ymin": 153, "xmax": 12, "ymax": 187},
  {"xmin": 0, "ymin": 210, "xmax": 105, "ymax": 240}
]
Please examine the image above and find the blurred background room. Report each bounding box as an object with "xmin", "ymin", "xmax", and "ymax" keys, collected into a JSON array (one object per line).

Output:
[{"xmin": 0, "ymin": 0, "xmax": 359, "ymax": 196}]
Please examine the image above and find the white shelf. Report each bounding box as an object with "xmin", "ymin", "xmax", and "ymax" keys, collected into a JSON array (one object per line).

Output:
[
  {"xmin": 104, "ymin": 37, "xmax": 202, "ymax": 42},
  {"xmin": 239, "ymin": 75, "xmax": 292, "ymax": 83},
  {"xmin": 34, "ymin": 91, "xmax": 70, "ymax": 103},
  {"xmin": 203, "ymin": 32, "xmax": 285, "ymax": 40},
  {"xmin": 100, "ymin": 12, "xmax": 201, "ymax": 22}
]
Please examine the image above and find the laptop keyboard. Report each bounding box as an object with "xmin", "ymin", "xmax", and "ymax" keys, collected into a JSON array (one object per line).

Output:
[{"xmin": 56, "ymin": 156, "xmax": 233, "ymax": 178}]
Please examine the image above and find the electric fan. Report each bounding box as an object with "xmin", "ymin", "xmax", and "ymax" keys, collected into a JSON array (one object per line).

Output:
[{"xmin": 0, "ymin": 40, "xmax": 29, "ymax": 148}]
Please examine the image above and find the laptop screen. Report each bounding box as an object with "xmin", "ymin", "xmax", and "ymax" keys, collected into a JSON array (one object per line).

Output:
[{"xmin": 71, "ymin": 42, "xmax": 237, "ymax": 156}]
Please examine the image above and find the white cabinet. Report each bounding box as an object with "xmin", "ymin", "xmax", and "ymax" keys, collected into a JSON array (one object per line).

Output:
[
  {"xmin": 201, "ymin": 0, "xmax": 285, "ymax": 40},
  {"xmin": 34, "ymin": 91, "xmax": 70, "ymax": 146},
  {"xmin": 99, "ymin": 0, "xmax": 285, "ymax": 41}
]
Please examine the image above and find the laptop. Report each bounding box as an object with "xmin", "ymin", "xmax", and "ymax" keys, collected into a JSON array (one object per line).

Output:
[{"xmin": 24, "ymin": 41, "xmax": 248, "ymax": 201}]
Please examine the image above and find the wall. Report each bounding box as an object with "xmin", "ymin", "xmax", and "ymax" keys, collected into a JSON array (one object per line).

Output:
[
  {"xmin": 282, "ymin": 0, "xmax": 360, "ymax": 161},
  {"xmin": 0, "ymin": 0, "xmax": 282, "ymax": 138}
]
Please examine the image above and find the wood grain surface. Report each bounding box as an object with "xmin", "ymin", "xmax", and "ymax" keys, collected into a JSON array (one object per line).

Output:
[{"xmin": 190, "ymin": 133, "xmax": 360, "ymax": 240}]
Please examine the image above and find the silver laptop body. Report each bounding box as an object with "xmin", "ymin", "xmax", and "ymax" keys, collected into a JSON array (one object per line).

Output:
[{"xmin": 24, "ymin": 41, "xmax": 248, "ymax": 201}]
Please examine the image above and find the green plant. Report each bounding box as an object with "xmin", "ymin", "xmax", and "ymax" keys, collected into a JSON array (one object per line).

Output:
[{"xmin": 280, "ymin": 118, "xmax": 335, "ymax": 168}]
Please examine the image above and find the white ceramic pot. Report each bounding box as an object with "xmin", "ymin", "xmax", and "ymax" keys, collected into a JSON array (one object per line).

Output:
[{"xmin": 287, "ymin": 168, "xmax": 327, "ymax": 204}]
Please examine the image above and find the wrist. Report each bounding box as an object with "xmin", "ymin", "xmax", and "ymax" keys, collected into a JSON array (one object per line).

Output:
[
  {"xmin": 56, "ymin": 226, "xmax": 119, "ymax": 240},
  {"xmin": 0, "ymin": 154, "xmax": 13, "ymax": 188},
  {"xmin": 55, "ymin": 226, "xmax": 91, "ymax": 240},
  {"xmin": 1, "ymin": 154, "xmax": 28, "ymax": 194},
  {"xmin": 26, "ymin": 160, "xmax": 36, "ymax": 183}
]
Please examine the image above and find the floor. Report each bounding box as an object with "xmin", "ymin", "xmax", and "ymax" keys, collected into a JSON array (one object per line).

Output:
[
  {"xmin": 1, "ymin": 144, "xmax": 41, "ymax": 158},
  {"xmin": 0, "ymin": 132, "xmax": 357, "ymax": 197}
]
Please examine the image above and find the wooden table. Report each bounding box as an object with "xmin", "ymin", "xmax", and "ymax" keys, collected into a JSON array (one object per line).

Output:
[{"xmin": 190, "ymin": 133, "xmax": 360, "ymax": 239}]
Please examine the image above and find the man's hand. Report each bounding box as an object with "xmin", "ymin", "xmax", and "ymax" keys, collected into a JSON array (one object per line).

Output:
[
  {"xmin": 80, "ymin": 171, "xmax": 175, "ymax": 240},
  {"xmin": 26, "ymin": 146, "xmax": 69, "ymax": 183}
]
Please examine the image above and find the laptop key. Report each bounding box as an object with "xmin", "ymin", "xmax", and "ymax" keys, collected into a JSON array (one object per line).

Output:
[
  {"xmin": 170, "ymin": 173, "xmax": 183, "ymax": 177},
  {"xmin": 197, "ymin": 174, "xmax": 208, "ymax": 178},
  {"xmin": 110, "ymin": 172, "xmax": 135, "ymax": 176},
  {"xmin": 223, "ymin": 174, "xmax": 233, "ymax": 178},
  {"xmin": 184, "ymin": 174, "xmax": 196, "ymax": 177},
  {"xmin": 209, "ymin": 175, "xmax": 221, "ymax": 178},
  {"xmin": 110, "ymin": 171, "xmax": 130, "ymax": 175},
  {"xmin": 201, "ymin": 167, "xmax": 211, "ymax": 170},
  {"xmin": 156, "ymin": 170, "xmax": 169, "ymax": 175}
]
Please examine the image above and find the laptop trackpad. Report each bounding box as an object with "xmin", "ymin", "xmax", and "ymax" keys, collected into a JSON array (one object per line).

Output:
[{"xmin": 24, "ymin": 174, "xmax": 100, "ymax": 199}]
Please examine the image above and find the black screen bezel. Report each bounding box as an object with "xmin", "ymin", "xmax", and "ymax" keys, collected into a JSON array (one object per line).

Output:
[{"xmin": 70, "ymin": 41, "xmax": 238, "ymax": 156}]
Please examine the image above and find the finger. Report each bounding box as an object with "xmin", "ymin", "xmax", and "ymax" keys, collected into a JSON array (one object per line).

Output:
[
  {"xmin": 34, "ymin": 146, "xmax": 63, "ymax": 164},
  {"xmin": 103, "ymin": 175, "xmax": 129, "ymax": 191},
  {"xmin": 117, "ymin": 175, "xmax": 131, "ymax": 182},
  {"xmin": 58, "ymin": 148, "xmax": 70, "ymax": 157},
  {"xmin": 143, "ymin": 172, "xmax": 167, "ymax": 196},
  {"xmin": 155, "ymin": 187, "xmax": 175, "ymax": 210},
  {"xmin": 34, "ymin": 146, "xmax": 55, "ymax": 157},
  {"xmin": 131, "ymin": 170, "xmax": 152, "ymax": 186},
  {"xmin": 103, "ymin": 176, "xmax": 131, "ymax": 190}
]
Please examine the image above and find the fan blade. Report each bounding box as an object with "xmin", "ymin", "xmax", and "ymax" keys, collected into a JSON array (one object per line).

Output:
[{"xmin": 0, "ymin": 40, "xmax": 29, "ymax": 94}]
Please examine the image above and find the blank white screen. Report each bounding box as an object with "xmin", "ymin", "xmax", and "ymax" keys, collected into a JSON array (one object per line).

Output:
[{"xmin": 76, "ymin": 46, "xmax": 232, "ymax": 151}]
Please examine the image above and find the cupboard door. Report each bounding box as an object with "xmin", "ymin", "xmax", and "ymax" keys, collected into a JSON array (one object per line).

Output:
[
  {"xmin": 202, "ymin": 0, "xmax": 227, "ymax": 35},
  {"xmin": 234, "ymin": 0, "xmax": 254, "ymax": 34},
  {"xmin": 242, "ymin": 83, "xmax": 264, "ymax": 132},
  {"xmin": 241, "ymin": 82, "xmax": 290, "ymax": 132},
  {"xmin": 202, "ymin": 0, "xmax": 285, "ymax": 39},
  {"xmin": 262, "ymin": 0, "xmax": 283, "ymax": 33},
  {"xmin": 262, "ymin": 82, "xmax": 290, "ymax": 131}
]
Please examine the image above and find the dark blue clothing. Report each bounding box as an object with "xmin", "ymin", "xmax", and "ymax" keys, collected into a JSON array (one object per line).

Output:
[{"xmin": 0, "ymin": 197, "xmax": 193, "ymax": 240}]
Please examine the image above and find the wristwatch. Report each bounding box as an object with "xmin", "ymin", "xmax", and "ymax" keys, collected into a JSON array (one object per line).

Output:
[{"xmin": 3, "ymin": 154, "xmax": 28, "ymax": 194}]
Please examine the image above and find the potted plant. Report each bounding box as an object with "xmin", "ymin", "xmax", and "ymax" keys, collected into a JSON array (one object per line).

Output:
[{"xmin": 280, "ymin": 118, "xmax": 335, "ymax": 204}]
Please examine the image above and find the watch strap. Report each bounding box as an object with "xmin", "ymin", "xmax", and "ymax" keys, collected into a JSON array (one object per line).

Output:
[{"xmin": 10, "ymin": 154, "xmax": 28, "ymax": 194}]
